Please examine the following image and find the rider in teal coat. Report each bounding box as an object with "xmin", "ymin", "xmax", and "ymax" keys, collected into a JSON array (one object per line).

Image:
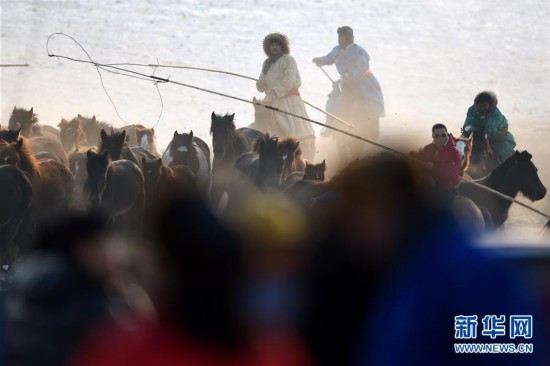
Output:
[{"xmin": 462, "ymin": 91, "xmax": 516, "ymax": 164}]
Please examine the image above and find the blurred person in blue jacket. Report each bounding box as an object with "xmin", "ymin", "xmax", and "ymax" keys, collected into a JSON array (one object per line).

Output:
[{"xmin": 301, "ymin": 154, "xmax": 546, "ymax": 366}]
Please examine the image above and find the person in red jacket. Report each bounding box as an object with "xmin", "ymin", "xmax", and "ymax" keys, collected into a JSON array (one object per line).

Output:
[{"xmin": 418, "ymin": 123, "xmax": 461, "ymax": 204}]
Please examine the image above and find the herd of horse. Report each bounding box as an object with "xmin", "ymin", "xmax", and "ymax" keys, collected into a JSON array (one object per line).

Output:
[{"xmin": 0, "ymin": 105, "xmax": 547, "ymax": 264}]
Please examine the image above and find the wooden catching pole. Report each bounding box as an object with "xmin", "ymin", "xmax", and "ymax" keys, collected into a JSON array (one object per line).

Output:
[
  {"xmin": 0, "ymin": 64, "xmax": 29, "ymax": 67},
  {"xmin": 147, "ymin": 64, "xmax": 352, "ymax": 128}
]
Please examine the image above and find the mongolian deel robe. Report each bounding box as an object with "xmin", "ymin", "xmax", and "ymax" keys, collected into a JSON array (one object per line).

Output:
[{"xmin": 257, "ymin": 54, "xmax": 315, "ymax": 142}]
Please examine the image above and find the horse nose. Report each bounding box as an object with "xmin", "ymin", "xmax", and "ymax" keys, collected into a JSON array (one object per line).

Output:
[{"xmin": 538, "ymin": 185, "xmax": 547, "ymax": 200}]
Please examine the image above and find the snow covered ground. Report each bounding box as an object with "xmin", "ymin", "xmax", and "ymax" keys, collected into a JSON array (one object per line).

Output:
[{"xmin": 1, "ymin": 0, "xmax": 549, "ymax": 238}]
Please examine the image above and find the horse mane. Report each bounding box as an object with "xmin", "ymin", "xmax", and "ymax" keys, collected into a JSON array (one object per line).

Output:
[
  {"xmin": 10, "ymin": 107, "xmax": 38, "ymax": 125},
  {"xmin": 15, "ymin": 137, "xmax": 40, "ymax": 176},
  {"xmin": 453, "ymin": 135, "xmax": 472, "ymax": 176},
  {"xmin": 278, "ymin": 136, "xmax": 300, "ymax": 151},
  {"xmin": 253, "ymin": 133, "xmax": 278, "ymax": 154}
]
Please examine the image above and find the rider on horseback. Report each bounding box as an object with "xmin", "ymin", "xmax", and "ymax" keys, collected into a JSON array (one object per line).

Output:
[{"xmin": 461, "ymin": 91, "xmax": 516, "ymax": 165}]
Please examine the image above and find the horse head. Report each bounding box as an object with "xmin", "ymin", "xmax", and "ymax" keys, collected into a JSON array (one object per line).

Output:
[
  {"xmin": 142, "ymin": 157, "xmax": 163, "ymax": 194},
  {"xmin": 0, "ymin": 127, "xmax": 22, "ymax": 143},
  {"xmin": 278, "ymin": 137, "xmax": 300, "ymax": 185},
  {"xmin": 100, "ymin": 129, "xmax": 126, "ymax": 161},
  {"xmin": 58, "ymin": 117, "xmax": 85, "ymax": 153},
  {"xmin": 85, "ymin": 149, "xmax": 111, "ymax": 208},
  {"xmin": 253, "ymin": 133, "xmax": 280, "ymax": 187},
  {"xmin": 136, "ymin": 127, "xmax": 156, "ymax": 152},
  {"xmin": 510, "ymin": 150, "xmax": 547, "ymax": 201},
  {"xmin": 0, "ymin": 139, "xmax": 22, "ymax": 167},
  {"xmin": 454, "ymin": 134, "xmax": 472, "ymax": 175},
  {"xmin": 210, "ymin": 112, "xmax": 237, "ymax": 160},
  {"xmin": 170, "ymin": 130, "xmax": 196, "ymax": 159},
  {"xmin": 8, "ymin": 106, "xmax": 37, "ymax": 137},
  {"xmin": 304, "ymin": 160, "xmax": 327, "ymax": 181}
]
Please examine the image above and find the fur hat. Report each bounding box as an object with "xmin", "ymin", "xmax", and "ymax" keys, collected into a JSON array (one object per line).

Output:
[
  {"xmin": 337, "ymin": 26, "xmax": 354, "ymax": 36},
  {"xmin": 262, "ymin": 33, "xmax": 290, "ymax": 56}
]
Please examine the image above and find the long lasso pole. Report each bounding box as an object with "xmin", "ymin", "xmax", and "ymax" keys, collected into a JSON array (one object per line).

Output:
[
  {"xmin": 0, "ymin": 64, "xmax": 30, "ymax": 67},
  {"xmin": 146, "ymin": 63, "xmax": 352, "ymax": 128}
]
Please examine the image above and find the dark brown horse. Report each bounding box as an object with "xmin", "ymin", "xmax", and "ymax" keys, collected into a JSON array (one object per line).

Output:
[
  {"xmin": 304, "ymin": 160, "xmax": 327, "ymax": 181},
  {"xmin": 8, "ymin": 106, "xmax": 38, "ymax": 137},
  {"xmin": 459, "ymin": 150, "xmax": 547, "ymax": 229},
  {"xmin": 85, "ymin": 150, "xmax": 145, "ymax": 235},
  {"xmin": 99, "ymin": 129, "xmax": 139, "ymax": 165},
  {"xmin": 164, "ymin": 130, "xmax": 211, "ymax": 196},
  {"xmin": 283, "ymin": 160, "xmax": 328, "ymax": 208},
  {"xmin": 235, "ymin": 133, "xmax": 282, "ymax": 188},
  {"xmin": 0, "ymin": 165, "xmax": 33, "ymax": 264},
  {"xmin": 210, "ymin": 112, "xmax": 262, "ymax": 207},
  {"xmin": 0, "ymin": 126, "xmax": 23, "ymax": 143}
]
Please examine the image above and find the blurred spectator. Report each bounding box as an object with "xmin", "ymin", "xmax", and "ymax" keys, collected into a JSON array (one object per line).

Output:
[
  {"xmin": 301, "ymin": 154, "xmax": 546, "ymax": 366},
  {"xmin": 72, "ymin": 196, "xmax": 311, "ymax": 366},
  {"xmin": 3, "ymin": 211, "xmax": 117, "ymax": 366}
]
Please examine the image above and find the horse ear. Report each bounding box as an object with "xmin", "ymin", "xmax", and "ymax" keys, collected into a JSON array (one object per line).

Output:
[
  {"xmin": 14, "ymin": 138, "xmax": 23, "ymax": 152},
  {"xmin": 87, "ymin": 149, "xmax": 93, "ymax": 157},
  {"xmin": 151, "ymin": 128, "xmax": 155, "ymax": 133},
  {"xmin": 101, "ymin": 150, "xmax": 110, "ymax": 160},
  {"xmin": 13, "ymin": 106, "xmax": 16, "ymax": 111},
  {"xmin": 92, "ymin": 115, "xmax": 96, "ymax": 122},
  {"xmin": 15, "ymin": 129, "xmax": 21, "ymax": 138},
  {"xmin": 30, "ymin": 107, "xmax": 33, "ymax": 114},
  {"xmin": 211, "ymin": 112, "xmax": 216, "ymax": 120},
  {"xmin": 321, "ymin": 159, "xmax": 326, "ymax": 167},
  {"xmin": 231, "ymin": 113, "xmax": 235, "ymax": 119},
  {"xmin": 78, "ymin": 114, "xmax": 82, "ymax": 118},
  {"xmin": 189, "ymin": 130, "xmax": 193, "ymax": 139},
  {"xmin": 121, "ymin": 130, "xmax": 126, "ymax": 139},
  {"xmin": 174, "ymin": 130, "xmax": 178, "ymax": 137},
  {"xmin": 100, "ymin": 129, "xmax": 107, "ymax": 141}
]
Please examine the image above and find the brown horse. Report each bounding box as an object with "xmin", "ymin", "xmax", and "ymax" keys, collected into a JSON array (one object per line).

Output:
[
  {"xmin": 85, "ymin": 150, "xmax": 145, "ymax": 235},
  {"xmin": 58, "ymin": 117, "xmax": 86, "ymax": 153},
  {"xmin": 453, "ymin": 134, "xmax": 473, "ymax": 177},
  {"xmin": 77, "ymin": 114, "xmax": 144, "ymax": 146},
  {"xmin": 0, "ymin": 138, "xmax": 74, "ymax": 225},
  {"xmin": 8, "ymin": 106, "xmax": 38, "ymax": 137},
  {"xmin": 136, "ymin": 127, "xmax": 160, "ymax": 157},
  {"xmin": 0, "ymin": 165, "xmax": 33, "ymax": 264},
  {"xmin": 278, "ymin": 136, "xmax": 301, "ymax": 183},
  {"xmin": 459, "ymin": 150, "xmax": 547, "ymax": 229},
  {"xmin": 29, "ymin": 136, "xmax": 68, "ymax": 166}
]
